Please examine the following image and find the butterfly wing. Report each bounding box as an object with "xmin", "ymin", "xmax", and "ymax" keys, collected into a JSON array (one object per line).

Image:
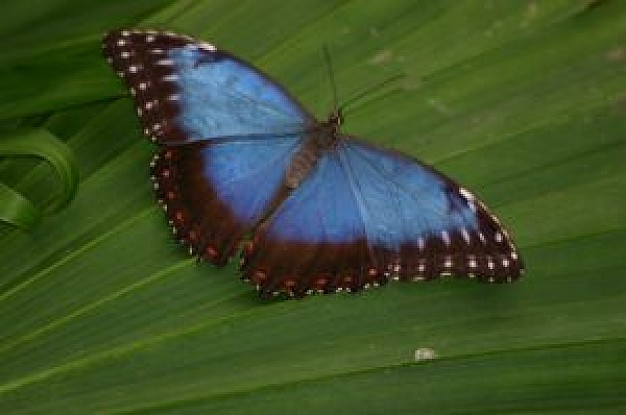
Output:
[
  {"xmin": 151, "ymin": 135, "xmax": 303, "ymax": 264},
  {"xmin": 102, "ymin": 29, "xmax": 315, "ymax": 264},
  {"xmin": 102, "ymin": 29, "xmax": 312, "ymax": 144},
  {"xmin": 242, "ymin": 138, "xmax": 523, "ymax": 297},
  {"xmin": 338, "ymin": 139, "xmax": 524, "ymax": 281},
  {"xmin": 241, "ymin": 149, "xmax": 372, "ymax": 296}
]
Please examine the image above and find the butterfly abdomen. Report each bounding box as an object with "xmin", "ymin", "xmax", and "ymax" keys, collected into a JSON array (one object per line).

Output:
[
  {"xmin": 285, "ymin": 122, "xmax": 341, "ymax": 189},
  {"xmin": 285, "ymin": 138, "xmax": 323, "ymax": 189}
]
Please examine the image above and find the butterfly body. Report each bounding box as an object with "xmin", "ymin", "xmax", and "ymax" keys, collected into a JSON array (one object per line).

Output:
[
  {"xmin": 286, "ymin": 112, "xmax": 341, "ymax": 189},
  {"xmin": 103, "ymin": 29, "xmax": 524, "ymax": 298}
]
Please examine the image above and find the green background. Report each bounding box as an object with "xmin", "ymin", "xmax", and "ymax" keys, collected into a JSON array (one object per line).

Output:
[{"xmin": 1, "ymin": 0, "xmax": 625, "ymax": 413}]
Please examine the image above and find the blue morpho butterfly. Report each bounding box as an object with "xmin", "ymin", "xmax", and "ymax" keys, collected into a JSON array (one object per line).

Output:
[{"xmin": 103, "ymin": 29, "xmax": 524, "ymax": 298}]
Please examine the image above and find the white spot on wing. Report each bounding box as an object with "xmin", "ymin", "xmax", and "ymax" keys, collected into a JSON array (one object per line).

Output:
[
  {"xmin": 495, "ymin": 232, "xmax": 503, "ymax": 243},
  {"xmin": 199, "ymin": 42, "xmax": 217, "ymax": 51},
  {"xmin": 441, "ymin": 230, "xmax": 450, "ymax": 246},
  {"xmin": 156, "ymin": 59, "xmax": 174, "ymax": 66},
  {"xmin": 459, "ymin": 187, "xmax": 475, "ymax": 201},
  {"xmin": 461, "ymin": 228, "xmax": 471, "ymax": 244}
]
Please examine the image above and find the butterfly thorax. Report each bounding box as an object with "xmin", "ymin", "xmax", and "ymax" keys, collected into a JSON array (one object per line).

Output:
[
  {"xmin": 285, "ymin": 110, "xmax": 342, "ymax": 189},
  {"xmin": 326, "ymin": 109, "xmax": 343, "ymax": 134}
]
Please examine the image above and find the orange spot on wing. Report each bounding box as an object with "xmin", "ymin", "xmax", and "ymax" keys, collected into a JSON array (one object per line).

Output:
[
  {"xmin": 283, "ymin": 278, "xmax": 297, "ymax": 288},
  {"xmin": 252, "ymin": 270, "xmax": 267, "ymax": 283},
  {"xmin": 205, "ymin": 245, "xmax": 217, "ymax": 259},
  {"xmin": 314, "ymin": 276, "xmax": 329, "ymax": 288}
]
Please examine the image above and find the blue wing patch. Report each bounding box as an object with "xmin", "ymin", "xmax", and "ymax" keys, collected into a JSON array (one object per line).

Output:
[
  {"xmin": 103, "ymin": 30, "xmax": 311, "ymax": 144},
  {"xmin": 264, "ymin": 151, "xmax": 364, "ymax": 243},
  {"xmin": 340, "ymin": 140, "xmax": 478, "ymax": 250},
  {"xmin": 203, "ymin": 136, "xmax": 301, "ymax": 223}
]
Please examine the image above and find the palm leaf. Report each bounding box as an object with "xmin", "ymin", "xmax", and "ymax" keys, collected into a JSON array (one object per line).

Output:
[{"xmin": 1, "ymin": 0, "xmax": 625, "ymax": 413}]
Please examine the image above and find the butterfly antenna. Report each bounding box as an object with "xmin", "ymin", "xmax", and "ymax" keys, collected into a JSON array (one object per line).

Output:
[
  {"xmin": 340, "ymin": 73, "xmax": 405, "ymax": 115},
  {"xmin": 323, "ymin": 44, "xmax": 339, "ymax": 113}
]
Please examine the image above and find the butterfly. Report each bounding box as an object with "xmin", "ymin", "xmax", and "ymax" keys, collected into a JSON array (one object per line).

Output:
[{"xmin": 102, "ymin": 29, "xmax": 524, "ymax": 298}]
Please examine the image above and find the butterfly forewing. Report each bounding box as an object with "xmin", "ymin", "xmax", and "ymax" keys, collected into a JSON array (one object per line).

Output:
[
  {"xmin": 103, "ymin": 29, "xmax": 312, "ymax": 144},
  {"xmin": 341, "ymin": 139, "xmax": 523, "ymax": 283}
]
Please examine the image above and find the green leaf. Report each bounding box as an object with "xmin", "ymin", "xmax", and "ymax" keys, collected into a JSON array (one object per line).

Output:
[
  {"xmin": 1, "ymin": 1, "xmax": 626, "ymax": 414},
  {"xmin": 0, "ymin": 129, "xmax": 79, "ymax": 230},
  {"xmin": 0, "ymin": 182, "xmax": 39, "ymax": 230}
]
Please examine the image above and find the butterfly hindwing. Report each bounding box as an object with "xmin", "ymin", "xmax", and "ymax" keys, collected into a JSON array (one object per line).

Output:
[
  {"xmin": 151, "ymin": 135, "xmax": 303, "ymax": 264},
  {"xmin": 103, "ymin": 29, "xmax": 312, "ymax": 144},
  {"xmin": 242, "ymin": 150, "xmax": 376, "ymax": 296},
  {"xmin": 242, "ymin": 138, "xmax": 523, "ymax": 297}
]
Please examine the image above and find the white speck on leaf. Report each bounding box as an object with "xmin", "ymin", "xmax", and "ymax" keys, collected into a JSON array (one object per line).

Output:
[
  {"xmin": 414, "ymin": 347, "xmax": 437, "ymax": 362},
  {"xmin": 369, "ymin": 49, "xmax": 393, "ymax": 65}
]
